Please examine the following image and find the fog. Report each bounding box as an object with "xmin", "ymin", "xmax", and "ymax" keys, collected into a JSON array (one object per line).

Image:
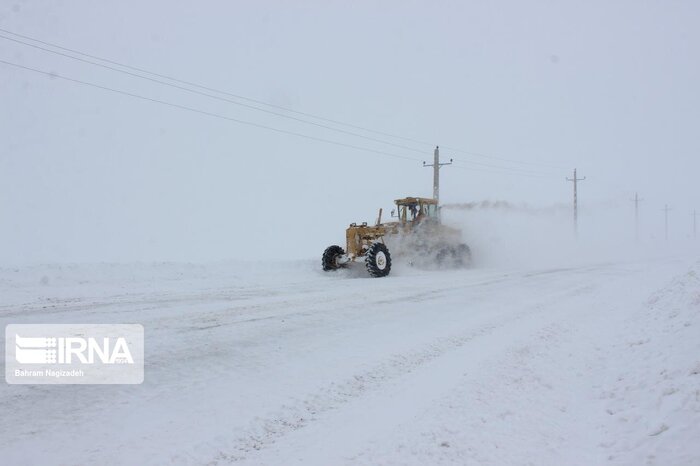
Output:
[{"xmin": 1, "ymin": 1, "xmax": 699, "ymax": 266}]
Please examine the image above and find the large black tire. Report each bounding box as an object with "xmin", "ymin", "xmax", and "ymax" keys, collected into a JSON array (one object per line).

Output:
[
  {"xmin": 436, "ymin": 243, "xmax": 471, "ymax": 268},
  {"xmin": 365, "ymin": 242, "xmax": 391, "ymax": 277},
  {"xmin": 322, "ymin": 245, "xmax": 345, "ymax": 271},
  {"xmin": 456, "ymin": 243, "xmax": 472, "ymax": 267},
  {"xmin": 435, "ymin": 245, "xmax": 456, "ymax": 267}
]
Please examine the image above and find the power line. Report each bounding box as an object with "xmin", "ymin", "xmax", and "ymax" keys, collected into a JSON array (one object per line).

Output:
[
  {"xmin": 443, "ymin": 145, "xmax": 567, "ymax": 170},
  {"xmin": 0, "ymin": 28, "xmax": 432, "ymax": 145},
  {"xmin": 1, "ymin": 58, "xmax": 560, "ymax": 180},
  {"xmin": 0, "ymin": 27, "xmax": 566, "ymax": 171},
  {"xmin": 0, "ymin": 32, "xmax": 429, "ymax": 156},
  {"xmin": 438, "ymin": 149, "xmax": 555, "ymax": 177},
  {"xmin": 452, "ymin": 158, "xmax": 553, "ymax": 176},
  {"xmin": 0, "ymin": 59, "xmax": 422, "ymax": 163},
  {"xmin": 0, "ymin": 33, "xmax": 558, "ymax": 175},
  {"xmin": 451, "ymin": 164, "xmax": 553, "ymax": 179}
]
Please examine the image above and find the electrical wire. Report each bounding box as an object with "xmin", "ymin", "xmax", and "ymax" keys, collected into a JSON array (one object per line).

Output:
[
  {"xmin": 450, "ymin": 156, "xmax": 556, "ymax": 175},
  {"xmin": 1, "ymin": 57, "xmax": 558, "ymax": 179},
  {"xmin": 450, "ymin": 164, "xmax": 554, "ymax": 179},
  {"xmin": 0, "ymin": 33, "xmax": 428, "ymax": 156},
  {"xmin": 0, "ymin": 28, "xmax": 568, "ymax": 171},
  {"xmin": 0, "ymin": 58, "xmax": 559, "ymax": 179},
  {"xmin": 0, "ymin": 59, "xmax": 422, "ymax": 163},
  {"xmin": 443, "ymin": 145, "xmax": 567, "ymax": 170}
]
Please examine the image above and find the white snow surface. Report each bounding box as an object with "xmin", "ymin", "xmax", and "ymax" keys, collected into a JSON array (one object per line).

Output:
[{"xmin": 1, "ymin": 257, "xmax": 699, "ymax": 465}]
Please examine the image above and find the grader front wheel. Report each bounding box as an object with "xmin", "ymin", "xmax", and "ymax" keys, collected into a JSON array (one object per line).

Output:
[
  {"xmin": 322, "ymin": 245, "xmax": 345, "ymax": 271},
  {"xmin": 365, "ymin": 243, "xmax": 391, "ymax": 277}
]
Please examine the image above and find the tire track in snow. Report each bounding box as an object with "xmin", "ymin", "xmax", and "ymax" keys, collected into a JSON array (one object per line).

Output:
[{"xmin": 208, "ymin": 281, "xmax": 597, "ymax": 464}]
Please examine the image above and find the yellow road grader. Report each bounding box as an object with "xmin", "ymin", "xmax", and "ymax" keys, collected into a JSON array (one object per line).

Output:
[{"xmin": 322, "ymin": 197, "xmax": 470, "ymax": 277}]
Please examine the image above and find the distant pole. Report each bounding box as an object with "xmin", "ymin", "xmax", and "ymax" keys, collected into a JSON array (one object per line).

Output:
[
  {"xmin": 566, "ymin": 168, "xmax": 586, "ymax": 236},
  {"xmin": 423, "ymin": 146, "xmax": 452, "ymax": 204},
  {"xmin": 631, "ymin": 192, "xmax": 643, "ymax": 241},
  {"xmin": 433, "ymin": 146, "xmax": 439, "ymax": 201},
  {"xmin": 663, "ymin": 204, "xmax": 672, "ymax": 241},
  {"xmin": 693, "ymin": 209, "xmax": 697, "ymax": 239}
]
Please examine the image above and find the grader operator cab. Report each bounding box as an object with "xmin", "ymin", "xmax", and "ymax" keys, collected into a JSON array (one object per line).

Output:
[
  {"xmin": 322, "ymin": 197, "xmax": 470, "ymax": 277},
  {"xmin": 394, "ymin": 197, "xmax": 439, "ymax": 223}
]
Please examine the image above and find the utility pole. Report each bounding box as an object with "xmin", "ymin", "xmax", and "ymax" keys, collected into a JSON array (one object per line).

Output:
[
  {"xmin": 631, "ymin": 192, "xmax": 643, "ymax": 241},
  {"xmin": 663, "ymin": 204, "xmax": 672, "ymax": 241},
  {"xmin": 423, "ymin": 146, "xmax": 452, "ymax": 203},
  {"xmin": 693, "ymin": 209, "xmax": 697, "ymax": 239},
  {"xmin": 566, "ymin": 168, "xmax": 586, "ymax": 236}
]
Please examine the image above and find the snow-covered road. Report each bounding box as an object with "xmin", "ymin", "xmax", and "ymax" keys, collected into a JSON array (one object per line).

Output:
[{"xmin": 1, "ymin": 257, "xmax": 698, "ymax": 465}]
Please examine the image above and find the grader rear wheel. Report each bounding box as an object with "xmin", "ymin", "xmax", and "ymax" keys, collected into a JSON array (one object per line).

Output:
[
  {"xmin": 456, "ymin": 243, "xmax": 472, "ymax": 266},
  {"xmin": 436, "ymin": 243, "xmax": 471, "ymax": 268}
]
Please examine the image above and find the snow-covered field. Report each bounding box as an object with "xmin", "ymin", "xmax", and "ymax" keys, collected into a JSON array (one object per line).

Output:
[{"xmin": 1, "ymin": 256, "xmax": 699, "ymax": 465}]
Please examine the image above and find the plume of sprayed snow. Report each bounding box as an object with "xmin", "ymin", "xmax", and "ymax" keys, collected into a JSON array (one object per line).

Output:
[
  {"xmin": 441, "ymin": 200, "xmax": 698, "ymax": 270},
  {"xmin": 384, "ymin": 226, "xmax": 470, "ymax": 272},
  {"xmin": 442, "ymin": 200, "xmax": 569, "ymax": 214}
]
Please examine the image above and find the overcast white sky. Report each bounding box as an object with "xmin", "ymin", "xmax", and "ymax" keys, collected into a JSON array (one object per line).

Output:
[{"xmin": 1, "ymin": 1, "xmax": 698, "ymax": 264}]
